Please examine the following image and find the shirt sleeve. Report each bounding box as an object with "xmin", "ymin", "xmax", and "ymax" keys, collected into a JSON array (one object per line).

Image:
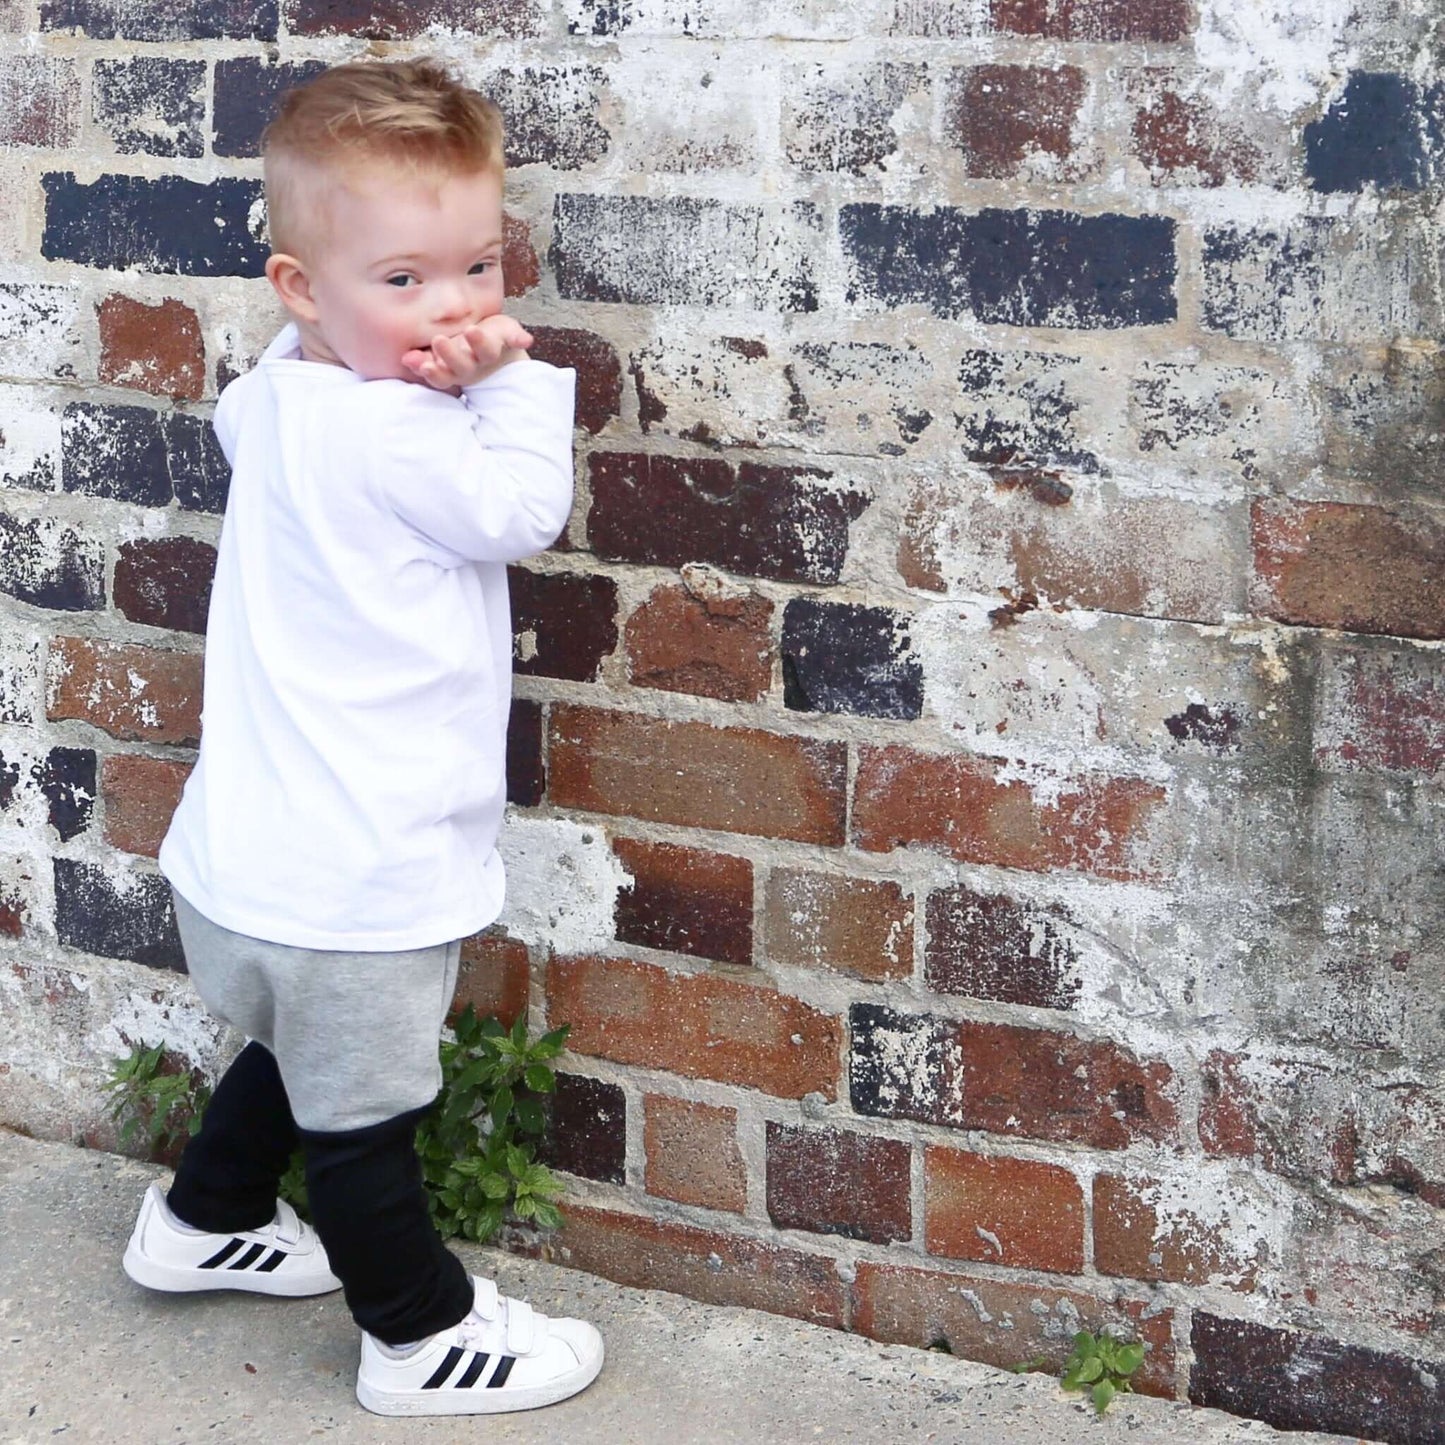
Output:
[
  {"xmin": 367, "ymin": 360, "xmax": 577, "ymax": 564},
  {"xmin": 213, "ymin": 375, "xmax": 242, "ymax": 466}
]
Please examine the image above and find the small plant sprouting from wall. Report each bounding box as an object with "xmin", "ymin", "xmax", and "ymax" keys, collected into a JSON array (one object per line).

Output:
[{"xmin": 104, "ymin": 1004, "xmax": 568, "ymax": 1242}]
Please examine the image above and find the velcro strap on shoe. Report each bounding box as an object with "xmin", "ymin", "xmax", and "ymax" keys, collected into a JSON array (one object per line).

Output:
[
  {"xmin": 473, "ymin": 1277, "xmax": 500, "ymax": 1320},
  {"xmin": 272, "ymin": 1199, "xmax": 301, "ymax": 1247},
  {"xmin": 504, "ymin": 1299, "xmax": 536, "ymax": 1354}
]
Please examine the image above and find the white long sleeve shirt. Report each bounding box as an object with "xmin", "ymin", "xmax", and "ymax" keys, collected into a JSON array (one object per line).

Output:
[{"xmin": 159, "ymin": 322, "xmax": 576, "ymax": 950}]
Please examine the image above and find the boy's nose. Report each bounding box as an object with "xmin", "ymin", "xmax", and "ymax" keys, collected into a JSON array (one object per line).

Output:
[{"xmin": 431, "ymin": 283, "xmax": 472, "ymax": 329}]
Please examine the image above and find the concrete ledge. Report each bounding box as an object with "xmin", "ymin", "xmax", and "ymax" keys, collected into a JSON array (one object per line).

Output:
[{"xmin": 0, "ymin": 1129, "xmax": 1361, "ymax": 1445}]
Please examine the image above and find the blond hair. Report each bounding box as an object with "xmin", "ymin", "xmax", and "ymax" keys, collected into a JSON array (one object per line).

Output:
[{"xmin": 261, "ymin": 58, "xmax": 505, "ymax": 258}]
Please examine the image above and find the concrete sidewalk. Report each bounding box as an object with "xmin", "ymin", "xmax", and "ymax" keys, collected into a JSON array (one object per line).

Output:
[{"xmin": 1, "ymin": 1129, "xmax": 1363, "ymax": 1445}]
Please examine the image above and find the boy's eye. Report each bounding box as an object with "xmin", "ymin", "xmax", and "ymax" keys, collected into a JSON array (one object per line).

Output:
[
  {"xmin": 468, "ymin": 261, "xmax": 494, "ymax": 275},
  {"xmin": 385, "ymin": 275, "xmax": 414, "ymax": 287}
]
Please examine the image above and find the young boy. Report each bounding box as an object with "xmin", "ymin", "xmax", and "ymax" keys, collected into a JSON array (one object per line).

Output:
[{"xmin": 120, "ymin": 58, "xmax": 604, "ymax": 1417}]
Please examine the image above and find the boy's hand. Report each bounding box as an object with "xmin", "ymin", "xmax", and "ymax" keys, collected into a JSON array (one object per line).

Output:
[{"xmin": 402, "ymin": 314, "xmax": 534, "ymax": 392}]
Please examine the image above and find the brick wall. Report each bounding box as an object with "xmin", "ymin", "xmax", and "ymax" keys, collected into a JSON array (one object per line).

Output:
[{"xmin": 2, "ymin": 2, "xmax": 1443, "ymax": 1439}]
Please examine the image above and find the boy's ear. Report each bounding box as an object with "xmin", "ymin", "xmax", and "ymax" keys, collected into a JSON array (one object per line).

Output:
[{"xmin": 265, "ymin": 253, "xmax": 319, "ymax": 324}]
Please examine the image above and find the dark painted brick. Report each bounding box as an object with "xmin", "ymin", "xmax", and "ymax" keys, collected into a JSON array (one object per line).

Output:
[
  {"xmin": 213, "ymin": 58, "xmax": 327, "ymax": 158},
  {"xmin": 0, "ymin": 512, "xmax": 104, "ymax": 612},
  {"xmin": 957, "ymin": 349, "xmax": 1098, "ymax": 472},
  {"xmin": 539, "ymin": 1072, "xmax": 626, "ymax": 1184},
  {"xmin": 528, "ymin": 326, "xmax": 622, "ymax": 435},
  {"xmin": 114, "ymin": 537, "xmax": 217, "ymax": 635},
  {"xmin": 925, "ymin": 884, "xmax": 1080, "ymax": 1010},
  {"xmin": 62, "ymin": 404, "xmax": 169, "ymax": 506},
  {"xmin": 167, "ymin": 412, "xmax": 231, "ymax": 514},
  {"xmin": 32, "ymin": 746, "xmax": 95, "ymax": 842},
  {"xmin": 61, "ymin": 405, "xmax": 229, "ymax": 513},
  {"xmin": 41, "ymin": 0, "xmax": 277, "ymax": 38},
  {"xmin": 612, "ymin": 836, "xmax": 753, "ymax": 967},
  {"xmin": 509, "ymin": 567, "xmax": 618, "ymax": 682},
  {"xmin": 552, "ymin": 194, "xmax": 818, "ymax": 312},
  {"xmin": 843, "ymin": 205, "xmax": 1177, "ymax": 329},
  {"xmin": 285, "ymin": 0, "xmax": 541, "ymax": 38},
  {"xmin": 0, "ymin": 751, "xmax": 18, "ymax": 809},
  {"xmin": 588, "ymin": 453, "xmax": 868, "ymax": 585},
  {"xmin": 1191, "ymin": 1312, "xmax": 1445, "ymax": 1443},
  {"xmin": 506, "ymin": 697, "xmax": 545, "ymax": 807},
  {"xmin": 487, "ymin": 66, "xmax": 609, "ymax": 170},
  {"xmin": 53, "ymin": 857, "xmax": 184, "ymax": 971},
  {"xmin": 42, "ymin": 174, "xmax": 267, "ymax": 278},
  {"xmin": 992, "ymin": 0, "xmax": 1190, "ymax": 41},
  {"xmin": 850, "ymin": 1003, "xmax": 1177, "ymax": 1149},
  {"xmin": 1165, "ymin": 702, "xmax": 1242, "ymax": 751},
  {"xmin": 1306, "ymin": 73, "xmax": 1441, "ymax": 194},
  {"xmin": 785, "ymin": 63, "xmax": 918, "ymax": 176},
  {"xmin": 781, "ymin": 599, "xmax": 922, "ymax": 721},
  {"xmin": 93, "ymin": 58, "xmax": 205, "ymax": 159},
  {"xmin": 765, "ymin": 1122, "xmax": 911, "ymax": 1244}
]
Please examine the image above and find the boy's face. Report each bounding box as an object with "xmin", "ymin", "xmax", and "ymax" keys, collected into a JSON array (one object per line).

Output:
[{"xmin": 281, "ymin": 163, "xmax": 506, "ymax": 382}]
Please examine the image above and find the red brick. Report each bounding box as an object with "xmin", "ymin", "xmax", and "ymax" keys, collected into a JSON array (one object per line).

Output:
[
  {"xmin": 588, "ymin": 452, "xmax": 867, "ymax": 585},
  {"xmin": 943, "ymin": 65, "xmax": 1086, "ymax": 179},
  {"xmin": 1094, "ymin": 1174, "xmax": 1262, "ymax": 1290},
  {"xmin": 992, "ymin": 0, "xmax": 1190, "ymax": 42},
  {"xmin": 1314, "ymin": 646, "xmax": 1445, "ymax": 777},
  {"xmin": 924, "ymin": 1147, "xmax": 1085, "ymax": 1273},
  {"xmin": 508, "ymin": 567, "xmax": 617, "ymax": 682},
  {"xmin": 853, "ymin": 744, "xmax": 1165, "ymax": 882},
  {"xmin": 547, "ymin": 953, "xmax": 841, "ymax": 1099},
  {"xmin": 101, "ymin": 753, "xmax": 190, "ymax": 857},
  {"xmin": 925, "ymin": 884, "xmax": 1078, "ymax": 1009},
  {"xmin": 454, "ymin": 931, "xmax": 530, "ymax": 1029},
  {"xmin": 762, "ymin": 869, "xmax": 913, "ymax": 981},
  {"xmin": 503, "ymin": 212, "xmax": 540, "ymax": 297},
  {"xmin": 527, "ymin": 326, "xmax": 622, "ymax": 435},
  {"xmin": 97, "ymin": 295, "xmax": 205, "ymax": 400},
  {"xmin": 1252, "ymin": 498, "xmax": 1445, "ymax": 641},
  {"xmin": 0, "ymin": 56, "xmax": 80, "ymax": 148},
  {"xmin": 545, "ymin": 1202, "xmax": 846, "ymax": 1328},
  {"xmin": 766, "ymin": 1123, "xmax": 911, "ymax": 1244},
  {"xmin": 624, "ymin": 580, "xmax": 775, "ymax": 704},
  {"xmin": 1133, "ymin": 89, "xmax": 1261, "ymax": 187},
  {"xmin": 853, "ymin": 1260, "xmax": 1175, "ymax": 1396},
  {"xmin": 612, "ymin": 836, "xmax": 753, "ymax": 966},
  {"xmin": 644, "ymin": 1095, "xmax": 746, "ymax": 1212},
  {"xmin": 852, "ymin": 1004, "xmax": 1179, "ymax": 1150},
  {"xmin": 113, "ymin": 536, "xmax": 216, "ymax": 635},
  {"xmin": 46, "ymin": 636, "xmax": 202, "ymax": 745},
  {"xmin": 0, "ymin": 888, "xmax": 25, "ymax": 937},
  {"xmin": 549, "ymin": 705, "xmax": 847, "ymax": 845},
  {"xmin": 899, "ymin": 478, "xmax": 1245, "ymax": 625},
  {"xmin": 287, "ymin": 0, "xmax": 541, "ymax": 40}
]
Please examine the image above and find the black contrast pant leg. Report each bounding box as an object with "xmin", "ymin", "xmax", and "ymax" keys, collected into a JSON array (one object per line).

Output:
[
  {"xmin": 167, "ymin": 1040, "xmax": 298, "ymax": 1234},
  {"xmin": 299, "ymin": 1104, "xmax": 474, "ymax": 1345}
]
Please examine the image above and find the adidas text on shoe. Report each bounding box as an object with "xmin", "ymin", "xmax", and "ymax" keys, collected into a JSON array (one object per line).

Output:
[
  {"xmin": 356, "ymin": 1276, "xmax": 603, "ymax": 1416},
  {"xmin": 123, "ymin": 1181, "xmax": 341, "ymax": 1297}
]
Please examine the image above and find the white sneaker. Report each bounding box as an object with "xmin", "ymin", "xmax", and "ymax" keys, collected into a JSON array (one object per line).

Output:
[
  {"xmin": 122, "ymin": 1181, "xmax": 341, "ymax": 1297},
  {"xmin": 356, "ymin": 1275, "xmax": 604, "ymax": 1416}
]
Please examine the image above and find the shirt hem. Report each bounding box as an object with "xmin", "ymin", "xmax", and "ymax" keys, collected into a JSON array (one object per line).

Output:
[{"xmin": 161, "ymin": 858, "xmax": 502, "ymax": 953}]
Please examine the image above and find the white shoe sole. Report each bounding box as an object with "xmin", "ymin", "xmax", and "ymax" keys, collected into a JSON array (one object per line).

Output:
[
  {"xmin": 122, "ymin": 1240, "xmax": 340, "ymax": 1298},
  {"xmin": 356, "ymin": 1348, "xmax": 604, "ymax": 1416}
]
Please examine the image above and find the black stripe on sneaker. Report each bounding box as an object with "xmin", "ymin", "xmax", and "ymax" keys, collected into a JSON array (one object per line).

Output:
[
  {"xmin": 199, "ymin": 1238, "xmax": 245, "ymax": 1269},
  {"xmin": 422, "ymin": 1346, "xmax": 466, "ymax": 1390},
  {"xmin": 454, "ymin": 1353, "xmax": 489, "ymax": 1389},
  {"xmin": 487, "ymin": 1355, "xmax": 515, "ymax": 1389},
  {"xmin": 228, "ymin": 1242, "xmax": 267, "ymax": 1271},
  {"xmin": 255, "ymin": 1248, "xmax": 287, "ymax": 1273}
]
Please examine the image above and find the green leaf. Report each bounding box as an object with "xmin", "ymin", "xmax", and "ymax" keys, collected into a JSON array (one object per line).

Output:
[
  {"xmin": 513, "ymin": 1097, "xmax": 545, "ymax": 1134},
  {"xmin": 1092, "ymin": 1379, "xmax": 1117, "ymax": 1416},
  {"xmin": 481, "ymin": 1173, "xmax": 511, "ymax": 1201},
  {"xmin": 491, "ymin": 1084, "xmax": 514, "ymax": 1127},
  {"xmin": 1009, "ymin": 1356, "xmax": 1048, "ymax": 1375},
  {"xmin": 1115, "ymin": 1343, "xmax": 1145, "ymax": 1377},
  {"xmin": 533, "ymin": 1201, "xmax": 562, "ymax": 1230},
  {"xmin": 511, "ymin": 1015, "xmax": 528, "ymax": 1049},
  {"xmin": 523, "ymin": 1065, "xmax": 555, "ymax": 1093},
  {"xmin": 1077, "ymin": 1357, "xmax": 1104, "ymax": 1384}
]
